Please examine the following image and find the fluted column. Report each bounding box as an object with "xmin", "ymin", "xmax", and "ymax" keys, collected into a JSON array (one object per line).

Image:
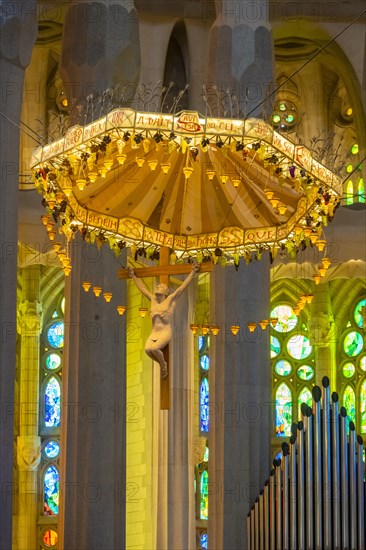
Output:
[
  {"xmin": 0, "ymin": 4, "xmax": 37, "ymax": 548},
  {"xmin": 209, "ymin": 258, "xmax": 271, "ymax": 550},
  {"xmin": 16, "ymin": 265, "xmax": 42, "ymax": 550}
]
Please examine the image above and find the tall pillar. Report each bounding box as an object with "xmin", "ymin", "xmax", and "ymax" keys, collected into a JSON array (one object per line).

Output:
[
  {"xmin": 207, "ymin": 2, "xmax": 274, "ymax": 547},
  {"xmin": 16, "ymin": 266, "xmax": 42, "ymax": 550},
  {"xmin": 58, "ymin": 3, "xmax": 140, "ymax": 548},
  {"xmin": 209, "ymin": 259, "xmax": 271, "ymax": 549},
  {"xmin": 59, "ymin": 241, "xmax": 127, "ymax": 550},
  {"xmin": 309, "ymin": 283, "xmax": 337, "ymax": 388},
  {"xmin": 0, "ymin": 4, "xmax": 37, "ymax": 548}
]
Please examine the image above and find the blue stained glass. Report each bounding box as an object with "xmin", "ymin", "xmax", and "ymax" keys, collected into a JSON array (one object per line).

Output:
[
  {"xmin": 44, "ymin": 465, "xmax": 59, "ymax": 515},
  {"xmin": 200, "ymin": 355, "xmax": 209, "ymax": 371},
  {"xmin": 271, "ymin": 336, "xmax": 281, "ymax": 358},
  {"xmin": 45, "ymin": 353, "xmax": 61, "ymax": 371},
  {"xmin": 200, "ymin": 532, "xmax": 208, "ymax": 549},
  {"xmin": 198, "ymin": 336, "xmax": 205, "ymax": 351},
  {"xmin": 200, "ymin": 378, "xmax": 209, "ymax": 432},
  {"xmin": 47, "ymin": 322, "xmax": 64, "ymax": 348},
  {"xmin": 45, "ymin": 377, "xmax": 61, "ymax": 427},
  {"xmin": 44, "ymin": 440, "xmax": 60, "ymax": 459}
]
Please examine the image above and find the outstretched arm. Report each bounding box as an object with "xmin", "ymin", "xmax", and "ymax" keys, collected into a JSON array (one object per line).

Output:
[
  {"xmin": 170, "ymin": 263, "xmax": 200, "ymax": 302},
  {"xmin": 127, "ymin": 268, "xmax": 153, "ymax": 301}
]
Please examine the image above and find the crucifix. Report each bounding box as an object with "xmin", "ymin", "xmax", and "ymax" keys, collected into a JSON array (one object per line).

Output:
[{"xmin": 118, "ymin": 247, "xmax": 212, "ymax": 409}]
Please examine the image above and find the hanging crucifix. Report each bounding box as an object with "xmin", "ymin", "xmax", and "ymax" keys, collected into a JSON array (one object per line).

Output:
[{"xmin": 119, "ymin": 247, "xmax": 211, "ymax": 409}]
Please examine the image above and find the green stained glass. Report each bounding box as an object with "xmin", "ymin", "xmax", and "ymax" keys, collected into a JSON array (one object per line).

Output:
[
  {"xmin": 343, "ymin": 331, "xmax": 364, "ymax": 357},
  {"xmin": 360, "ymin": 355, "xmax": 366, "ymax": 372},
  {"xmin": 200, "ymin": 470, "xmax": 208, "ymax": 520},
  {"xmin": 203, "ymin": 446, "xmax": 209, "ymax": 462},
  {"xmin": 346, "ymin": 180, "xmax": 353, "ymax": 205},
  {"xmin": 360, "ymin": 380, "xmax": 366, "ymax": 432},
  {"xmin": 273, "ymin": 114, "xmax": 281, "ymax": 124},
  {"xmin": 270, "ymin": 336, "xmax": 280, "ymax": 358},
  {"xmin": 354, "ymin": 299, "xmax": 366, "ymax": 328},
  {"xmin": 279, "ymin": 103, "xmax": 286, "ymax": 111},
  {"xmin": 342, "ymin": 362, "xmax": 355, "ymax": 378},
  {"xmin": 287, "ymin": 335, "xmax": 312, "ymax": 360},
  {"xmin": 358, "ymin": 178, "xmax": 365, "ymax": 203},
  {"xmin": 275, "ymin": 383, "xmax": 292, "ymax": 437},
  {"xmin": 351, "ymin": 143, "xmax": 359, "ymax": 155},
  {"xmin": 297, "ymin": 365, "xmax": 314, "ymax": 381},
  {"xmin": 298, "ymin": 387, "xmax": 312, "ymax": 418},
  {"xmin": 274, "ymin": 360, "xmax": 292, "ymax": 377},
  {"xmin": 343, "ymin": 385, "xmax": 356, "ymax": 424},
  {"xmin": 45, "ymin": 353, "xmax": 61, "ymax": 371},
  {"xmin": 52, "ymin": 311, "xmax": 58, "ymax": 319},
  {"xmin": 271, "ymin": 305, "xmax": 298, "ymax": 333},
  {"xmin": 346, "ymin": 164, "xmax": 353, "ymax": 173},
  {"xmin": 285, "ymin": 114, "xmax": 294, "ymax": 123}
]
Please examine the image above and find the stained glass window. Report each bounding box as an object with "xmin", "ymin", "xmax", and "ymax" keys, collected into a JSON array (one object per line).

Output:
[
  {"xmin": 45, "ymin": 377, "xmax": 61, "ymax": 427},
  {"xmin": 298, "ymin": 387, "xmax": 312, "ymax": 418},
  {"xmin": 360, "ymin": 356, "xmax": 366, "ymax": 372},
  {"xmin": 44, "ymin": 465, "xmax": 59, "ymax": 516},
  {"xmin": 360, "ymin": 380, "xmax": 366, "ymax": 432},
  {"xmin": 43, "ymin": 529, "xmax": 58, "ymax": 547},
  {"xmin": 270, "ymin": 336, "xmax": 281, "ymax": 358},
  {"xmin": 345, "ymin": 180, "xmax": 353, "ymax": 205},
  {"xmin": 45, "ymin": 353, "xmax": 61, "ymax": 371},
  {"xmin": 200, "ymin": 378, "xmax": 209, "ymax": 432},
  {"xmin": 342, "ymin": 362, "xmax": 355, "ymax": 378},
  {"xmin": 44, "ymin": 441, "xmax": 60, "ymax": 459},
  {"xmin": 358, "ymin": 177, "xmax": 365, "ymax": 203},
  {"xmin": 200, "ymin": 532, "xmax": 208, "ymax": 549},
  {"xmin": 343, "ymin": 331, "xmax": 363, "ymax": 357},
  {"xmin": 271, "ymin": 305, "xmax": 298, "ymax": 333},
  {"xmin": 275, "ymin": 383, "xmax": 292, "ymax": 436},
  {"xmin": 200, "ymin": 470, "xmax": 208, "ymax": 520},
  {"xmin": 198, "ymin": 336, "xmax": 205, "ymax": 351},
  {"xmin": 200, "ymin": 355, "xmax": 209, "ymax": 371},
  {"xmin": 297, "ymin": 365, "xmax": 314, "ymax": 380},
  {"xmin": 287, "ymin": 335, "xmax": 312, "ymax": 360},
  {"xmin": 354, "ymin": 299, "xmax": 366, "ymax": 328},
  {"xmin": 47, "ymin": 322, "xmax": 64, "ymax": 349},
  {"xmin": 343, "ymin": 385, "xmax": 356, "ymax": 424},
  {"xmin": 274, "ymin": 360, "xmax": 292, "ymax": 376}
]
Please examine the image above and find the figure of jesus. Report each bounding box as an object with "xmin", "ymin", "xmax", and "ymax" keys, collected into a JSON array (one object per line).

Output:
[{"xmin": 127, "ymin": 263, "xmax": 200, "ymax": 378}]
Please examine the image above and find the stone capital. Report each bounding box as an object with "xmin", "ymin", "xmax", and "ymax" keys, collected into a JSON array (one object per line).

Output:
[
  {"xmin": 308, "ymin": 312, "xmax": 336, "ymax": 347},
  {"xmin": 16, "ymin": 435, "xmax": 41, "ymax": 472},
  {"xmin": 17, "ymin": 300, "xmax": 42, "ymax": 336}
]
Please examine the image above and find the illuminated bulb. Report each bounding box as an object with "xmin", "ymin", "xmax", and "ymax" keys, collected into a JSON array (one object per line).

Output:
[
  {"xmin": 317, "ymin": 239, "xmax": 326, "ymax": 251},
  {"xmin": 48, "ymin": 230, "xmax": 56, "ymax": 241},
  {"xmin": 303, "ymin": 228, "xmax": 312, "ymax": 237},
  {"xmin": 103, "ymin": 292, "xmax": 113, "ymax": 303},
  {"xmin": 232, "ymin": 178, "xmax": 241, "ymax": 188},
  {"xmin": 117, "ymin": 305, "xmax": 126, "ymax": 316},
  {"xmin": 53, "ymin": 242, "xmax": 61, "ymax": 253},
  {"xmin": 247, "ymin": 322, "xmax": 257, "ymax": 333},
  {"xmin": 103, "ymin": 159, "xmax": 113, "ymax": 171},
  {"xmin": 313, "ymin": 274, "xmax": 321, "ymax": 285},
  {"xmin": 278, "ymin": 203, "xmax": 287, "ymax": 215},
  {"xmin": 139, "ymin": 307, "xmax": 148, "ymax": 317},
  {"xmin": 82, "ymin": 281, "xmax": 91, "ymax": 292},
  {"xmin": 294, "ymin": 226, "xmax": 302, "ymax": 235},
  {"xmin": 305, "ymin": 294, "xmax": 314, "ymax": 304},
  {"xmin": 190, "ymin": 323, "xmax": 199, "ymax": 334},
  {"xmin": 88, "ymin": 170, "xmax": 98, "ymax": 183},
  {"xmin": 183, "ymin": 166, "xmax": 194, "ymax": 179},
  {"xmin": 63, "ymin": 183, "xmax": 72, "ymax": 197},
  {"xmin": 318, "ymin": 267, "xmax": 326, "ymax": 277},
  {"xmin": 100, "ymin": 167, "xmax": 108, "ymax": 178},
  {"xmin": 270, "ymin": 317, "xmax": 278, "ymax": 327},
  {"xmin": 265, "ymin": 190, "xmax": 274, "ymax": 200},
  {"xmin": 117, "ymin": 140, "xmax": 125, "ymax": 154},
  {"xmin": 322, "ymin": 257, "xmax": 331, "ymax": 269},
  {"xmin": 297, "ymin": 300, "xmax": 305, "ymax": 311},
  {"xmin": 46, "ymin": 221, "xmax": 54, "ymax": 231},
  {"xmin": 116, "ymin": 154, "xmax": 127, "ymax": 165},
  {"xmin": 270, "ymin": 197, "xmax": 280, "ymax": 208},
  {"xmin": 230, "ymin": 325, "xmax": 240, "ymax": 336},
  {"xmin": 309, "ymin": 233, "xmax": 318, "ymax": 244},
  {"xmin": 76, "ymin": 178, "xmax": 87, "ymax": 191},
  {"xmin": 293, "ymin": 306, "xmax": 301, "ymax": 315},
  {"xmin": 148, "ymin": 159, "xmax": 158, "ymax": 171},
  {"xmin": 62, "ymin": 257, "xmax": 71, "ymax": 267},
  {"xmin": 58, "ymin": 251, "xmax": 66, "ymax": 262},
  {"xmin": 56, "ymin": 193, "xmax": 64, "ymax": 204},
  {"xmin": 93, "ymin": 286, "xmax": 102, "ymax": 297},
  {"xmin": 47, "ymin": 198, "xmax": 56, "ymax": 209},
  {"xmin": 346, "ymin": 107, "xmax": 353, "ymax": 116},
  {"xmin": 161, "ymin": 162, "xmax": 171, "ymax": 174},
  {"xmin": 64, "ymin": 267, "xmax": 71, "ymax": 276},
  {"xmin": 259, "ymin": 319, "xmax": 269, "ymax": 330},
  {"xmin": 136, "ymin": 157, "xmax": 145, "ymax": 168},
  {"xmin": 210, "ymin": 325, "xmax": 220, "ymax": 336},
  {"xmin": 202, "ymin": 324, "xmax": 210, "ymax": 335},
  {"xmin": 220, "ymin": 174, "xmax": 229, "ymax": 184},
  {"xmin": 206, "ymin": 170, "xmax": 215, "ymax": 180},
  {"xmin": 41, "ymin": 215, "xmax": 50, "ymax": 226},
  {"xmin": 300, "ymin": 295, "xmax": 307, "ymax": 304}
]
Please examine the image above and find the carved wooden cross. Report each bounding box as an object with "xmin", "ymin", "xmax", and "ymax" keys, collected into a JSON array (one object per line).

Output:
[{"xmin": 118, "ymin": 247, "xmax": 212, "ymax": 409}]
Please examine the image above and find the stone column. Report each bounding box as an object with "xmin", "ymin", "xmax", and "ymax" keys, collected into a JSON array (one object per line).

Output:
[
  {"xmin": 308, "ymin": 283, "xmax": 337, "ymax": 388},
  {"xmin": 209, "ymin": 258, "xmax": 271, "ymax": 549},
  {"xmin": 16, "ymin": 266, "xmax": 42, "ymax": 550},
  {"xmin": 0, "ymin": 4, "xmax": 37, "ymax": 548},
  {"xmin": 59, "ymin": 241, "xmax": 127, "ymax": 550}
]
